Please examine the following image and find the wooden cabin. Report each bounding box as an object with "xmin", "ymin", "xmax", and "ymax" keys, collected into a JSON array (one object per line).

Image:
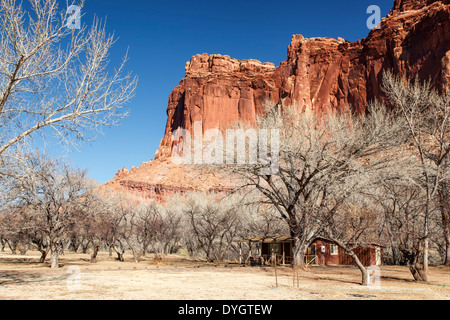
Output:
[
  {"xmin": 237, "ymin": 236, "xmax": 382, "ymax": 267},
  {"xmin": 307, "ymin": 237, "xmax": 382, "ymax": 267}
]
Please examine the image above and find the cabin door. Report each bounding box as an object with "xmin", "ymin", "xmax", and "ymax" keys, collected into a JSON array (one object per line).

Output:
[{"xmin": 305, "ymin": 244, "xmax": 317, "ymax": 265}]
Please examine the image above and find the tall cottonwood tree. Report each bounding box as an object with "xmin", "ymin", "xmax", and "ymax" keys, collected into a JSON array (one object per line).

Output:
[
  {"xmin": 322, "ymin": 194, "xmax": 386, "ymax": 285},
  {"xmin": 438, "ymin": 180, "xmax": 450, "ymax": 266},
  {"xmin": 382, "ymin": 71, "xmax": 450, "ymax": 280},
  {"xmin": 0, "ymin": 0, "xmax": 137, "ymax": 171},
  {"xmin": 227, "ymin": 101, "xmax": 403, "ymax": 272},
  {"xmin": 377, "ymin": 182, "xmax": 433, "ymax": 280},
  {"xmin": 6, "ymin": 153, "xmax": 95, "ymax": 268}
]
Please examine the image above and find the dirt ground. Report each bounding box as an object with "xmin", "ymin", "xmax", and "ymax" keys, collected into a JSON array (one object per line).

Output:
[{"xmin": 0, "ymin": 250, "xmax": 448, "ymax": 300}]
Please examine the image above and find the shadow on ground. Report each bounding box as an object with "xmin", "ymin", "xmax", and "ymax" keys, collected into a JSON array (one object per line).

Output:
[{"xmin": 0, "ymin": 271, "xmax": 67, "ymax": 286}]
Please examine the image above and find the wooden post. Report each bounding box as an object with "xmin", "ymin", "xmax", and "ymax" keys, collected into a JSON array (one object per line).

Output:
[
  {"xmin": 293, "ymin": 267, "xmax": 295, "ymax": 287},
  {"xmin": 292, "ymin": 266, "xmax": 299, "ymax": 288},
  {"xmin": 239, "ymin": 243, "xmax": 243, "ymax": 264},
  {"xmin": 272, "ymin": 247, "xmax": 278, "ymax": 288}
]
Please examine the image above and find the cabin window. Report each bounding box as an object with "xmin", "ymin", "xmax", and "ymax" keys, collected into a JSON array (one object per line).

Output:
[{"xmin": 330, "ymin": 244, "xmax": 338, "ymax": 255}]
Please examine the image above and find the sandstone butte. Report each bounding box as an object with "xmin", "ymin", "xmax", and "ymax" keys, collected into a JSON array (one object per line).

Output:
[{"xmin": 102, "ymin": 0, "xmax": 450, "ymax": 202}]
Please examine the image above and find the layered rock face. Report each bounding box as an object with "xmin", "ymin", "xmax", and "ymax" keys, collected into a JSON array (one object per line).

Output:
[
  {"xmin": 106, "ymin": 0, "xmax": 450, "ymax": 201},
  {"xmin": 391, "ymin": 0, "xmax": 450, "ymax": 12},
  {"xmin": 156, "ymin": 0, "xmax": 450, "ymax": 160},
  {"xmin": 154, "ymin": 54, "xmax": 280, "ymax": 160},
  {"xmin": 103, "ymin": 157, "xmax": 236, "ymax": 202}
]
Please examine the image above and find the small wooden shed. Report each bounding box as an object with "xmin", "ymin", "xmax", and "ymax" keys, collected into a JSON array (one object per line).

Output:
[
  {"xmin": 237, "ymin": 236, "xmax": 382, "ymax": 267},
  {"xmin": 237, "ymin": 235, "xmax": 294, "ymax": 266},
  {"xmin": 307, "ymin": 237, "xmax": 382, "ymax": 267}
]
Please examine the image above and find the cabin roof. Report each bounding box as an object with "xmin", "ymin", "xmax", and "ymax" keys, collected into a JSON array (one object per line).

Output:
[
  {"xmin": 236, "ymin": 235, "xmax": 384, "ymax": 247},
  {"xmin": 236, "ymin": 235, "xmax": 294, "ymax": 243}
]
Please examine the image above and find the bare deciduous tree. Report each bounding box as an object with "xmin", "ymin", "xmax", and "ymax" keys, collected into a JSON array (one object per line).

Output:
[
  {"xmin": 182, "ymin": 192, "xmax": 241, "ymax": 262},
  {"xmin": 120, "ymin": 202, "xmax": 160, "ymax": 263},
  {"xmin": 6, "ymin": 153, "xmax": 95, "ymax": 268},
  {"xmin": 74, "ymin": 190, "xmax": 115, "ymax": 263},
  {"xmin": 438, "ymin": 181, "xmax": 450, "ymax": 266},
  {"xmin": 323, "ymin": 197, "xmax": 384, "ymax": 285},
  {"xmin": 225, "ymin": 100, "xmax": 402, "ymax": 273},
  {"xmin": 151, "ymin": 199, "xmax": 183, "ymax": 256},
  {"xmin": 0, "ymin": 0, "xmax": 137, "ymax": 171},
  {"xmin": 382, "ymin": 71, "xmax": 450, "ymax": 279}
]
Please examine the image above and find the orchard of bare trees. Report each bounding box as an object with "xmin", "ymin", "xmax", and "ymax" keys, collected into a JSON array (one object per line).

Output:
[
  {"xmin": 0, "ymin": 67, "xmax": 448, "ymax": 289},
  {"xmin": 0, "ymin": 154, "xmax": 286, "ymax": 268},
  {"xmin": 0, "ymin": 0, "xmax": 448, "ymax": 289}
]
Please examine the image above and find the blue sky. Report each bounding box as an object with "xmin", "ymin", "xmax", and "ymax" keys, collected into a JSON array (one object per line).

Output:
[{"xmin": 58, "ymin": 0, "xmax": 393, "ymax": 184}]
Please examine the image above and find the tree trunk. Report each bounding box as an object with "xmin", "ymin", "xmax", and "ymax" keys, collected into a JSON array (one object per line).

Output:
[
  {"xmin": 50, "ymin": 248, "xmax": 59, "ymax": 268},
  {"xmin": 350, "ymin": 251, "xmax": 369, "ymax": 286},
  {"xmin": 38, "ymin": 244, "xmax": 48, "ymax": 263},
  {"xmin": 387, "ymin": 225, "xmax": 400, "ymax": 265},
  {"xmin": 409, "ymin": 254, "xmax": 428, "ymax": 282},
  {"xmin": 423, "ymin": 196, "xmax": 431, "ymax": 274},
  {"xmin": 69, "ymin": 238, "xmax": 80, "ymax": 253},
  {"xmin": 439, "ymin": 188, "xmax": 450, "ymax": 266},
  {"xmin": 292, "ymin": 238, "xmax": 309, "ymax": 269},
  {"xmin": 19, "ymin": 243, "xmax": 29, "ymax": 255},
  {"xmin": 82, "ymin": 241, "xmax": 90, "ymax": 254},
  {"xmin": 399, "ymin": 245, "xmax": 428, "ymax": 282},
  {"xmin": 39, "ymin": 251, "xmax": 47, "ymax": 263},
  {"xmin": 113, "ymin": 241, "xmax": 126, "ymax": 262},
  {"xmin": 90, "ymin": 243, "xmax": 101, "ymax": 263},
  {"xmin": 409, "ymin": 264, "xmax": 428, "ymax": 281},
  {"xmin": 6, "ymin": 240, "xmax": 17, "ymax": 255},
  {"xmin": 445, "ymin": 234, "xmax": 450, "ymax": 267},
  {"xmin": 48, "ymin": 237, "xmax": 60, "ymax": 268},
  {"xmin": 60, "ymin": 242, "xmax": 66, "ymax": 255},
  {"xmin": 423, "ymin": 219, "xmax": 429, "ymax": 273},
  {"xmin": 130, "ymin": 246, "xmax": 142, "ymax": 263},
  {"xmin": 134, "ymin": 252, "xmax": 142, "ymax": 263},
  {"xmin": 329, "ymin": 238, "xmax": 369, "ymax": 286}
]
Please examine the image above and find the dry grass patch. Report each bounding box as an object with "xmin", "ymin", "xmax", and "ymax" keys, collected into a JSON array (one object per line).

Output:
[{"xmin": 0, "ymin": 251, "xmax": 448, "ymax": 300}]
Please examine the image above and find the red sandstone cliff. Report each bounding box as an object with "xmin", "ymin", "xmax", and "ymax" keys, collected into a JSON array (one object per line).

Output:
[{"xmin": 104, "ymin": 0, "xmax": 450, "ymax": 200}]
